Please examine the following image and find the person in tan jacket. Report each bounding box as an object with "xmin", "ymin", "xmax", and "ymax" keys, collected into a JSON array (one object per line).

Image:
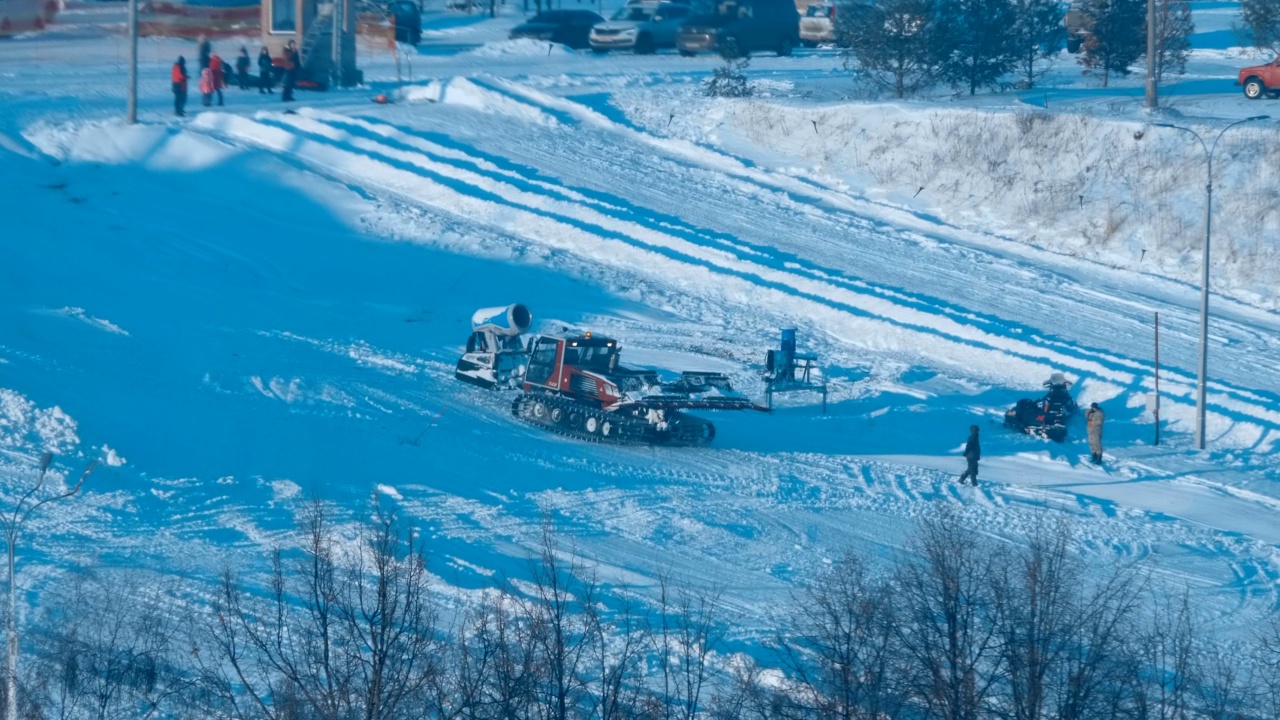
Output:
[{"xmin": 1086, "ymin": 402, "xmax": 1105, "ymax": 464}]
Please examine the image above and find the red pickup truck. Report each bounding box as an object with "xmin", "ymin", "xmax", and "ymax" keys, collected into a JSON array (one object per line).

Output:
[{"xmin": 1239, "ymin": 57, "xmax": 1280, "ymax": 99}]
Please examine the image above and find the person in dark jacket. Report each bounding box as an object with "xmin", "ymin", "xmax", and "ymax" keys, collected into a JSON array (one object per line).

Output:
[
  {"xmin": 235, "ymin": 47, "xmax": 251, "ymax": 90},
  {"xmin": 958, "ymin": 424, "xmax": 981, "ymax": 485},
  {"xmin": 281, "ymin": 40, "xmax": 299, "ymax": 102},
  {"xmin": 171, "ymin": 56, "xmax": 189, "ymax": 117},
  {"xmin": 1086, "ymin": 402, "xmax": 1105, "ymax": 464},
  {"xmin": 197, "ymin": 35, "xmax": 212, "ymax": 70},
  {"xmin": 257, "ymin": 47, "xmax": 274, "ymax": 94}
]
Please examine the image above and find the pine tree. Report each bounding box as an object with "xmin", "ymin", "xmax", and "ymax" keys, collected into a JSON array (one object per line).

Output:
[
  {"xmin": 839, "ymin": 0, "xmax": 943, "ymax": 98},
  {"xmin": 1010, "ymin": 0, "xmax": 1066, "ymax": 88},
  {"xmin": 1150, "ymin": 0, "xmax": 1194, "ymax": 87},
  {"xmin": 1077, "ymin": 0, "xmax": 1146, "ymax": 86},
  {"xmin": 1238, "ymin": 0, "xmax": 1280, "ymax": 54},
  {"xmin": 936, "ymin": 0, "xmax": 1020, "ymax": 94}
]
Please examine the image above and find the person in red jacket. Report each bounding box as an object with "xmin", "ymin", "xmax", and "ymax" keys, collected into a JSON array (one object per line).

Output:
[
  {"xmin": 171, "ymin": 55, "xmax": 188, "ymax": 117},
  {"xmin": 209, "ymin": 52, "xmax": 226, "ymax": 106}
]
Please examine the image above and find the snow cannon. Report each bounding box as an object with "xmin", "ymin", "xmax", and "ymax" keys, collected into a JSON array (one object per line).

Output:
[
  {"xmin": 455, "ymin": 304, "xmax": 534, "ymax": 389},
  {"xmin": 472, "ymin": 304, "xmax": 532, "ymax": 336},
  {"xmin": 763, "ymin": 328, "xmax": 827, "ymax": 412}
]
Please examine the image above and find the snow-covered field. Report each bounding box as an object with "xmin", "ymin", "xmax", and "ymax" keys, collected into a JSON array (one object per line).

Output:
[{"xmin": 1, "ymin": 0, "xmax": 1279, "ymax": 667}]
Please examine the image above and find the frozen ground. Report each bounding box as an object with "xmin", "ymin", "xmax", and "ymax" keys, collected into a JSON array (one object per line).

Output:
[{"xmin": 1, "ymin": 0, "xmax": 1279, "ymax": 647}]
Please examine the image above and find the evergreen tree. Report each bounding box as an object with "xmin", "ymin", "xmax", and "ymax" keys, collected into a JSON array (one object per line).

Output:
[
  {"xmin": 936, "ymin": 0, "xmax": 1020, "ymax": 95},
  {"xmin": 1150, "ymin": 0, "xmax": 1194, "ymax": 87},
  {"xmin": 1238, "ymin": 0, "xmax": 1280, "ymax": 54},
  {"xmin": 839, "ymin": 0, "xmax": 944, "ymax": 98},
  {"xmin": 1010, "ymin": 0, "xmax": 1066, "ymax": 88},
  {"xmin": 1077, "ymin": 0, "xmax": 1146, "ymax": 86}
]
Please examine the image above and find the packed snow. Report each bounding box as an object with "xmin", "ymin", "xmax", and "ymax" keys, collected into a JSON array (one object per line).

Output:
[{"xmin": 1, "ymin": 0, "xmax": 1279, "ymax": 705}]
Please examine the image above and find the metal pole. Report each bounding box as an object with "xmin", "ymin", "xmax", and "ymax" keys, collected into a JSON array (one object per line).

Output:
[
  {"xmin": 1194, "ymin": 155, "xmax": 1211, "ymax": 450},
  {"xmin": 127, "ymin": 0, "xmax": 138, "ymax": 123},
  {"xmin": 1154, "ymin": 311, "xmax": 1160, "ymax": 446},
  {"xmin": 5, "ymin": 531, "xmax": 15, "ymax": 720},
  {"xmin": 1149, "ymin": 116, "xmax": 1268, "ymax": 450},
  {"xmin": 1145, "ymin": 0, "xmax": 1157, "ymax": 109}
]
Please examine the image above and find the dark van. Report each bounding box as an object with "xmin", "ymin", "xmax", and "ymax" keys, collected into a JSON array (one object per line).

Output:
[{"xmin": 676, "ymin": 0, "xmax": 800, "ymax": 57}]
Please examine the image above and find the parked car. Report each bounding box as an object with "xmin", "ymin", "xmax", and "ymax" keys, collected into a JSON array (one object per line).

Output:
[
  {"xmin": 510, "ymin": 9, "xmax": 605, "ymax": 49},
  {"xmin": 589, "ymin": 2, "xmax": 694, "ymax": 53},
  {"xmin": 388, "ymin": 0, "xmax": 421, "ymax": 44},
  {"xmin": 676, "ymin": 0, "xmax": 800, "ymax": 57},
  {"xmin": 799, "ymin": 2, "xmax": 835, "ymax": 46},
  {"xmin": 1238, "ymin": 57, "xmax": 1280, "ymax": 99}
]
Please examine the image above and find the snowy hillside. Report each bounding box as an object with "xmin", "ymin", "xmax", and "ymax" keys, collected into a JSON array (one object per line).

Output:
[{"xmin": 2, "ymin": 0, "xmax": 1280, "ymax": 715}]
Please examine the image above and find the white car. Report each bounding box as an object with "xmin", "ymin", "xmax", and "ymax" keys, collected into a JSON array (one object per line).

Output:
[
  {"xmin": 589, "ymin": 2, "xmax": 694, "ymax": 54},
  {"xmin": 799, "ymin": 2, "xmax": 835, "ymax": 46}
]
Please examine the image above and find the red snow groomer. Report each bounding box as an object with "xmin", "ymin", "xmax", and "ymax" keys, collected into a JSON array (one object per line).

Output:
[{"xmin": 455, "ymin": 305, "xmax": 766, "ymax": 446}]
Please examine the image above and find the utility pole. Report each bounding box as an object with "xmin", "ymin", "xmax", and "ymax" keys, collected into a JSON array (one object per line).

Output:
[
  {"xmin": 1145, "ymin": 0, "xmax": 1157, "ymax": 109},
  {"xmin": 4, "ymin": 454, "xmax": 96, "ymax": 720},
  {"xmin": 127, "ymin": 0, "xmax": 138, "ymax": 123}
]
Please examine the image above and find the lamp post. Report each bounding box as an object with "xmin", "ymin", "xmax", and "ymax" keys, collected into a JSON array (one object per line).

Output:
[
  {"xmin": 1151, "ymin": 115, "xmax": 1270, "ymax": 450},
  {"xmin": 2, "ymin": 453, "xmax": 96, "ymax": 720}
]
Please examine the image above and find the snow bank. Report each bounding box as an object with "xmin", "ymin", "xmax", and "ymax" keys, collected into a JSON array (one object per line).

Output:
[
  {"xmin": 619, "ymin": 94, "xmax": 1280, "ymax": 310},
  {"xmin": 25, "ymin": 119, "xmax": 238, "ymax": 170},
  {"xmin": 0, "ymin": 388, "xmax": 79, "ymax": 454},
  {"xmin": 467, "ymin": 38, "xmax": 576, "ymax": 57}
]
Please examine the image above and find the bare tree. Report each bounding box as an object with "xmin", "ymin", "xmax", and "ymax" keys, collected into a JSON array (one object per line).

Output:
[
  {"xmin": 583, "ymin": 591, "xmax": 650, "ymax": 720},
  {"xmin": 25, "ymin": 571, "xmax": 195, "ymax": 720},
  {"xmin": 778, "ymin": 551, "xmax": 911, "ymax": 720},
  {"xmin": 518, "ymin": 521, "xmax": 597, "ymax": 720},
  {"xmin": 1125, "ymin": 590, "xmax": 1196, "ymax": 720},
  {"xmin": 655, "ymin": 573, "xmax": 725, "ymax": 720},
  {"xmin": 200, "ymin": 496, "xmax": 442, "ymax": 720},
  {"xmin": 1049, "ymin": 558, "xmax": 1145, "ymax": 720},
  {"xmin": 893, "ymin": 513, "xmax": 1004, "ymax": 720}
]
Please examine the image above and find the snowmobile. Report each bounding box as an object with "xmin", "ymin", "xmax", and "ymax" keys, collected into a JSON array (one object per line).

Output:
[
  {"xmin": 1004, "ymin": 372, "xmax": 1078, "ymax": 442},
  {"xmin": 455, "ymin": 306, "xmax": 767, "ymax": 446}
]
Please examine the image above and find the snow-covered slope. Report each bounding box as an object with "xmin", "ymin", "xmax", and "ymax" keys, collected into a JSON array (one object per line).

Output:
[{"xmin": 2, "ymin": 1, "xmax": 1279, "ymax": 653}]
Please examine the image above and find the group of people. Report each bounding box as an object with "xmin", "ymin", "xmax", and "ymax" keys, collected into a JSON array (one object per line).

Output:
[
  {"xmin": 170, "ymin": 36, "xmax": 301, "ymax": 117},
  {"xmin": 957, "ymin": 402, "xmax": 1106, "ymax": 486}
]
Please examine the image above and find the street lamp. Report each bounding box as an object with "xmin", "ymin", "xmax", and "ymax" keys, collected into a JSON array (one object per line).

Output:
[
  {"xmin": 1150, "ymin": 115, "xmax": 1270, "ymax": 450},
  {"xmin": 2, "ymin": 453, "xmax": 95, "ymax": 720}
]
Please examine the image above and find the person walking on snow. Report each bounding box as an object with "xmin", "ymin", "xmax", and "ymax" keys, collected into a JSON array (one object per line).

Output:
[
  {"xmin": 958, "ymin": 424, "xmax": 981, "ymax": 485},
  {"xmin": 257, "ymin": 47, "xmax": 274, "ymax": 94},
  {"xmin": 235, "ymin": 47, "xmax": 251, "ymax": 90},
  {"xmin": 171, "ymin": 56, "xmax": 189, "ymax": 117},
  {"xmin": 1087, "ymin": 402, "xmax": 1105, "ymax": 464},
  {"xmin": 199, "ymin": 66, "xmax": 214, "ymax": 107},
  {"xmin": 209, "ymin": 52, "xmax": 226, "ymax": 106}
]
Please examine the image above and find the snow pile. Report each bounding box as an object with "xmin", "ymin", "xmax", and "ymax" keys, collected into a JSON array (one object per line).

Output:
[
  {"xmin": 620, "ymin": 94, "xmax": 1280, "ymax": 310},
  {"xmin": 100, "ymin": 445, "xmax": 127, "ymax": 467},
  {"xmin": 467, "ymin": 38, "xmax": 576, "ymax": 57},
  {"xmin": 0, "ymin": 388, "xmax": 79, "ymax": 454},
  {"xmin": 57, "ymin": 306, "xmax": 129, "ymax": 336},
  {"xmin": 24, "ymin": 119, "xmax": 237, "ymax": 170}
]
